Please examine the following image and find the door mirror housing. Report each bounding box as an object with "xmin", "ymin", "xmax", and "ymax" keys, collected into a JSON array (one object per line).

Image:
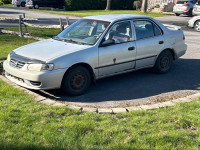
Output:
[{"xmin": 100, "ymin": 39, "xmax": 115, "ymax": 47}]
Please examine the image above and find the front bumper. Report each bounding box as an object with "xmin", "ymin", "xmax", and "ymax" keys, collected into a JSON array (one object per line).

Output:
[
  {"xmin": 188, "ymin": 19, "xmax": 194, "ymax": 27},
  {"xmin": 3, "ymin": 60, "xmax": 67, "ymax": 90},
  {"xmin": 25, "ymin": 4, "xmax": 34, "ymax": 8}
]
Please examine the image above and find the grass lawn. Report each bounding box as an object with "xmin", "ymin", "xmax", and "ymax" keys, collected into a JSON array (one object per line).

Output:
[
  {"xmin": 0, "ymin": 33, "xmax": 37, "ymax": 60},
  {"xmin": 29, "ymin": 9, "xmax": 171, "ymax": 17},
  {"xmin": 5, "ymin": 27, "xmax": 61, "ymax": 39},
  {"xmin": 0, "ymin": 80, "xmax": 200, "ymax": 149}
]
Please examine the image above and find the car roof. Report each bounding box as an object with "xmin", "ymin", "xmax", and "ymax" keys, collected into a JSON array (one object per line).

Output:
[{"xmin": 83, "ymin": 14, "xmax": 150, "ymax": 22}]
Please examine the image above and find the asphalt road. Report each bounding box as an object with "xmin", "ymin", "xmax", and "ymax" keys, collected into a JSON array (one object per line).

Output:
[
  {"xmin": 0, "ymin": 6, "xmax": 199, "ymax": 108},
  {"xmin": 0, "ymin": 6, "xmax": 191, "ymax": 28},
  {"xmin": 0, "ymin": 6, "xmax": 79, "ymax": 28}
]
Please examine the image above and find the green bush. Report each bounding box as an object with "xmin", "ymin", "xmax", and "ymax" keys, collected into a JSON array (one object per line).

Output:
[
  {"xmin": 111, "ymin": 0, "xmax": 135, "ymax": 10},
  {"xmin": 0, "ymin": 0, "xmax": 11, "ymax": 4},
  {"xmin": 64, "ymin": 0, "xmax": 135, "ymax": 10}
]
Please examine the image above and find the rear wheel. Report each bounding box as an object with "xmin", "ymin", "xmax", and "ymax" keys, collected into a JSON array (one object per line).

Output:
[
  {"xmin": 34, "ymin": 4, "xmax": 39, "ymax": 9},
  {"xmin": 154, "ymin": 50, "xmax": 173, "ymax": 74},
  {"xmin": 21, "ymin": 2, "xmax": 25, "ymax": 7},
  {"xmin": 194, "ymin": 20, "xmax": 200, "ymax": 32},
  {"xmin": 17, "ymin": 5, "xmax": 20, "ymax": 7},
  {"xmin": 61, "ymin": 66, "xmax": 91, "ymax": 96},
  {"xmin": 175, "ymin": 13, "xmax": 180, "ymax": 16}
]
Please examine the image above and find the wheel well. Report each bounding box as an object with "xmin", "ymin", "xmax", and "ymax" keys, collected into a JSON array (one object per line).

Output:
[
  {"xmin": 64, "ymin": 63, "xmax": 96, "ymax": 84},
  {"xmin": 194, "ymin": 20, "xmax": 200, "ymax": 27},
  {"xmin": 162, "ymin": 49, "xmax": 176, "ymax": 60}
]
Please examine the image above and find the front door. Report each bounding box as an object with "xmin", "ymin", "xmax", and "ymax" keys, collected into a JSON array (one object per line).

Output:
[{"xmin": 98, "ymin": 21, "xmax": 137, "ymax": 77}]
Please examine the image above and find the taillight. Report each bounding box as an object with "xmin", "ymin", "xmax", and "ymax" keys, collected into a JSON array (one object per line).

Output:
[
  {"xmin": 183, "ymin": 4, "xmax": 190, "ymax": 6},
  {"xmin": 183, "ymin": 34, "xmax": 185, "ymax": 40},
  {"xmin": 193, "ymin": 5, "xmax": 196, "ymax": 8},
  {"xmin": 174, "ymin": 4, "xmax": 176, "ymax": 5}
]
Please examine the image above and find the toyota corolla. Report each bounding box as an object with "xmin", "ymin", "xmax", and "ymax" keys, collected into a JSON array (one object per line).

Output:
[{"xmin": 3, "ymin": 14, "xmax": 187, "ymax": 96}]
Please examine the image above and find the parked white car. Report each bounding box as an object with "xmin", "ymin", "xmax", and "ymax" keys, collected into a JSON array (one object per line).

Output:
[
  {"xmin": 173, "ymin": 0, "xmax": 198, "ymax": 16},
  {"xmin": 188, "ymin": 15, "xmax": 200, "ymax": 31},
  {"xmin": 12, "ymin": 0, "xmax": 26, "ymax": 7},
  {"xmin": 192, "ymin": 1, "xmax": 200, "ymax": 15},
  {"xmin": 3, "ymin": 14, "xmax": 187, "ymax": 96}
]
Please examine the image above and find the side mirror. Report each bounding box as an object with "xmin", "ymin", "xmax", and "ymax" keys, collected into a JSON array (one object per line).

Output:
[{"xmin": 100, "ymin": 39, "xmax": 115, "ymax": 47}]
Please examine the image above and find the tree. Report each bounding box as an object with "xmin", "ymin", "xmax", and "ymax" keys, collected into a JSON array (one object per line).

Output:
[
  {"xmin": 105, "ymin": 0, "xmax": 112, "ymax": 10},
  {"xmin": 141, "ymin": 0, "xmax": 147, "ymax": 13}
]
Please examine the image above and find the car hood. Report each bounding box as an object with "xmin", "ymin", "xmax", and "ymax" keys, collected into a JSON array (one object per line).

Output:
[{"xmin": 13, "ymin": 39, "xmax": 91, "ymax": 62}]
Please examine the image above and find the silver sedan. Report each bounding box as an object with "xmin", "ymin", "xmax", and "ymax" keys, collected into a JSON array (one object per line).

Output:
[{"xmin": 3, "ymin": 14, "xmax": 187, "ymax": 96}]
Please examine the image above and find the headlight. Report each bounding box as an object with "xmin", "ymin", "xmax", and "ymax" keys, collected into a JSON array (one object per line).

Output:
[
  {"xmin": 27, "ymin": 63, "xmax": 54, "ymax": 71},
  {"xmin": 7, "ymin": 53, "xmax": 11, "ymax": 62}
]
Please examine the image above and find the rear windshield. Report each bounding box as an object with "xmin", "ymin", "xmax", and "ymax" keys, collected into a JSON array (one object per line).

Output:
[
  {"xmin": 196, "ymin": 1, "xmax": 200, "ymax": 5},
  {"xmin": 176, "ymin": 1, "xmax": 188, "ymax": 4}
]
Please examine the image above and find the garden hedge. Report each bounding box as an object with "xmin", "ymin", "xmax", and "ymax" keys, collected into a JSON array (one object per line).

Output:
[{"xmin": 64, "ymin": 0, "xmax": 135, "ymax": 10}]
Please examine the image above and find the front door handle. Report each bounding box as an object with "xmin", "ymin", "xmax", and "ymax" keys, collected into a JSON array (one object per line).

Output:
[
  {"xmin": 128, "ymin": 47, "xmax": 135, "ymax": 51},
  {"xmin": 159, "ymin": 41, "xmax": 164, "ymax": 44}
]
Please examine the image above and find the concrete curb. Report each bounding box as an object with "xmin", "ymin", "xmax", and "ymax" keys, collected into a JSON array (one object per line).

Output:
[{"xmin": 0, "ymin": 75, "xmax": 200, "ymax": 114}]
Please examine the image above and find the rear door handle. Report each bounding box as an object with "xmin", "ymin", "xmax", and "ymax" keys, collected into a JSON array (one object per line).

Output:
[
  {"xmin": 128, "ymin": 47, "xmax": 135, "ymax": 51},
  {"xmin": 159, "ymin": 41, "xmax": 164, "ymax": 44}
]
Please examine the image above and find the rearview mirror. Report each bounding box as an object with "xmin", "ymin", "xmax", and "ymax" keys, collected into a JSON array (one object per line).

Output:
[{"xmin": 100, "ymin": 39, "xmax": 115, "ymax": 47}]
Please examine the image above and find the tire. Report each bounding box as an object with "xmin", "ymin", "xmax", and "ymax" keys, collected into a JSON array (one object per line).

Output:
[
  {"xmin": 61, "ymin": 66, "xmax": 91, "ymax": 96},
  {"xmin": 194, "ymin": 20, "xmax": 200, "ymax": 32},
  {"xmin": 17, "ymin": 5, "xmax": 20, "ymax": 7},
  {"xmin": 34, "ymin": 4, "xmax": 39, "ymax": 9},
  {"xmin": 154, "ymin": 50, "xmax": 173, "ymax": 74},
  {"xmin": 175, "ymin": 13, "xmax": 180, "ymax": 16},
  {"xmin": 21, "ymin": 2, "xmax": 25, "ymax": 7}
]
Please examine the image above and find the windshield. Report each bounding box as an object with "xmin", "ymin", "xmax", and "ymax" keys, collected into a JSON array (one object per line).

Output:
[{"xmin": 56, "ymin": 19, "xmax": 110, "ymax": 45}]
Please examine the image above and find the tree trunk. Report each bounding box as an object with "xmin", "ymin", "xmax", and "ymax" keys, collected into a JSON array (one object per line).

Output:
[
  {"xmin": 141, "ymin": 0, "xmax": 147, "ymax": 13},
  {"xmin": 105, "ymin": 0, "xmax": 111, "ymax": 10}
]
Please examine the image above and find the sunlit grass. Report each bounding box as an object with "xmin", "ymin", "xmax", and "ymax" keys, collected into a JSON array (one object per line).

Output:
[{"xmin": 0, "ymin": 79, "xmax": 199, "ymax": 149}]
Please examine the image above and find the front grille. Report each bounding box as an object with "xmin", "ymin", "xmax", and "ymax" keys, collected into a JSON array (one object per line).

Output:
[
  {"xmin": 10, "ymin": 59, "xmax": 25, "ymax": 69},
  {"xmin": 7, "ymin": 73, "xmax": 25, "ymax": 83}
]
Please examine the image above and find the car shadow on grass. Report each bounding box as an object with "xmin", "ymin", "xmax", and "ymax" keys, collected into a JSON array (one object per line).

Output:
[{"xmin": 34, "ymin": 58, "xmax": 200, "ymax": 103}]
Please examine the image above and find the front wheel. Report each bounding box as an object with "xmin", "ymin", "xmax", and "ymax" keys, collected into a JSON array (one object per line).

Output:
[
  {"xmin": 154, "ymin": 50, "xmax": 173, "ymax": 74},
  {"xmin": 61, "ymin": 66, "xmax": 91, "ymax": 96},
  {"xmin": 194, "ymin": 20, "xmax": 200, "ymax": 32}
]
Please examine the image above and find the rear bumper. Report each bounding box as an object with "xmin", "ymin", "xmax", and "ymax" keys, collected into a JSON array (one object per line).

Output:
[
  {"xmin": 3, "ymin": 60, "xmax": 67, "ymax": 90},
  {"xmin": 173, "ymin": 10, "xmax": 189, "ymax": 14},
  {"xmin": 193, "ymin": 11, "xmax": 200, "ymax": 16},
  {"xmin": 25, "ymin": 4, "xmax": 33, "ymax": 8},
  {"xmin": 176, "ymin": 44, "xmax": 187, "ymax": 58}
]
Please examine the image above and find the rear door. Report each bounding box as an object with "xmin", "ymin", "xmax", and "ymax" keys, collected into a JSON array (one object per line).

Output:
[{"xmin": 133, "ymin": 19, "xmax": 164, "ymax": 69}]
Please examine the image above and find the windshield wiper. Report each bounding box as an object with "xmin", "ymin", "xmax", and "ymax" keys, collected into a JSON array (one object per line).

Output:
[
  {"xmin": 53, "ymin": 36, "xmax": 62, "ymax": 41},
  {"xmin": 64, "ymin": 39, "xmax": 87, "ymax": 45}
]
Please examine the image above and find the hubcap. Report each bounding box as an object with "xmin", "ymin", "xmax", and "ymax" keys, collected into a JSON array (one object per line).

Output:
[
  {"xmin": 70, "ymin": 71, "xmax": 86, "ymax": 91},
  {"xmin": 160, "ymin": 54, "xmax": 170, "ymax": 69},
  {"xmin": 195, "ymin": 21, "xmax": 200, "ymax": 31}
]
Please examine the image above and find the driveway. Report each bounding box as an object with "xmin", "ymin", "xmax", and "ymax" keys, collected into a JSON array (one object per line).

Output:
[{"xmin": 32, "ymin": 30, "xmax": 200, "ymax": 108}]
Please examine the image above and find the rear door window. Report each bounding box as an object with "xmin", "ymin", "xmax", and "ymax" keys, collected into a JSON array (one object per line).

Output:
[{"xmin": 133, "ymin": 20, "xmax": 162, "ymax": 40}]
